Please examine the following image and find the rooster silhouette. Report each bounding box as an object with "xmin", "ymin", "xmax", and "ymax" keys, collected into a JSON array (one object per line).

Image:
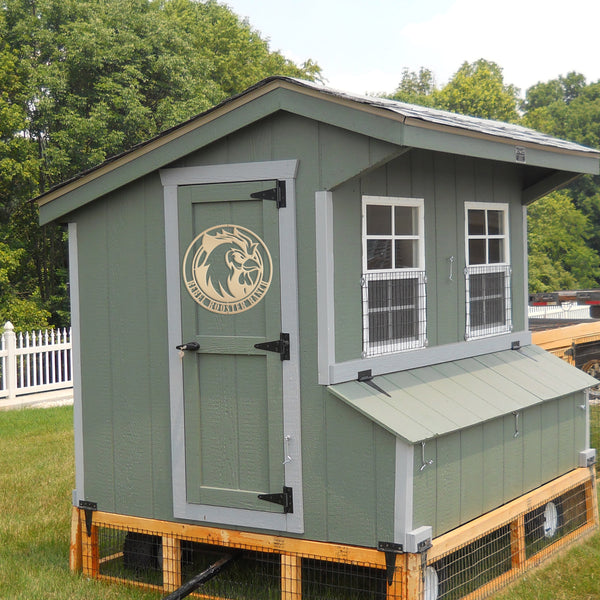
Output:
[{"xmin": 193, "ymin": 227, "xmax": 266, "ymax": 303}]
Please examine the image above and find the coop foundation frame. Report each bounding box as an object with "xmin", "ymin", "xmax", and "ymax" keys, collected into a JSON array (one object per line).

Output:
[{"xmin": 71, "ymin": 467, "xmax": 597, "ymax": 600}]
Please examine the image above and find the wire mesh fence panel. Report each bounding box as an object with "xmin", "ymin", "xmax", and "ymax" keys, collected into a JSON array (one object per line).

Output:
[
  {"xmin": 89, "ymin": 523, "xmax": 396, "ymax": 600},
  {"xmin": 524, "ymin": 484, "xmax": 588, "ymax": 560},
  {"xmin": 301, "ymin": 558, "xmax": 388, "ymax": 600},
  {"xmin": 98, "ymin": 527, "xmax": 163, "ymax": 587},
  {"xmin": 429, "ymin": 525, "xmax": 512, "ymax": 600},
  {"xmin": 180, "ymin": 542, "xmax": 280, "ymax": 600}
]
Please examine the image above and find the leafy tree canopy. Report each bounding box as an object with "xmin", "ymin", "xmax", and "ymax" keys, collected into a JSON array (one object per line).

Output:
[
  {"xmin": 528, "ymin": 191, "xmax": 600, "ymax": 292},
  {"xmin": 388, "ymin": 59, "xmax": 520, "ymax": 122},
  {"xmin": 0, "ymin": 0, "xmax": 321, "ymax": 330}
]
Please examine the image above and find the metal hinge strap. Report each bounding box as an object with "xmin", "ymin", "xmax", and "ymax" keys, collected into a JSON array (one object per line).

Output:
[
  {"xmin": 258, "ymin": 486, "xmax": 294, "ymax": 513},
  {"xmin": 250, "ymin": 180, "xmax": 286, "ymax": 208},
  {"xmin": 79, "ymin": 500, "xmax": 97, "ymax": 537},
  {"xmin": 254, "ymin": 332, "xmax": 290, "ymax": 361}
]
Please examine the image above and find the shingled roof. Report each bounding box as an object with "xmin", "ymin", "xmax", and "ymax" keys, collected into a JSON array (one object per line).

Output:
[{"xmin": 289, "ymin": 77, "xmax": 597, "ymax": 155}]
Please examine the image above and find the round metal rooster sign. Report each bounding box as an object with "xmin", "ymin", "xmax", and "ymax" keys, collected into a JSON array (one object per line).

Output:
[{"xmin": 182, "ymin": 224, "xmax": 273, "ymax": 314}]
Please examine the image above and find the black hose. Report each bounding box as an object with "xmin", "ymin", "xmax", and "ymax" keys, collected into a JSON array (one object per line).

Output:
[{"xmin": 162, "ymin": 553, "xmax": 239, "ymax": 600}]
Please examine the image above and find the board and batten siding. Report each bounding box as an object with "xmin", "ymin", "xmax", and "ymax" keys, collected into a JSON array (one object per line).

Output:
[
  {"xmin": 412, "ymin": 391, "xmax": 587, "ymax": 538},
  {"xmin": 70, "ymin": 111, "xmax": 400, "ymax": 546},
  {"xmin": 332, "ymin": 150, "xmax": 526, "ymax": 363},
  {"xmin": 72, "ymin": 173, "xmax": 173, "ymax": 518}
]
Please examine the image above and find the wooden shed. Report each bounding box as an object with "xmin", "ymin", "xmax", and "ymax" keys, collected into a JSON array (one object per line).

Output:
[{"xmin": 37, "ymin": 77, "xmax": 600, "ymax": 599}]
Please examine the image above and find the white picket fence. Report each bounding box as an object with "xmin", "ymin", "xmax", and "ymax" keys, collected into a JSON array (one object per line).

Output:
[{"xmin": 0, "ymin": 321, "xmax": 73, "ymax": 401}]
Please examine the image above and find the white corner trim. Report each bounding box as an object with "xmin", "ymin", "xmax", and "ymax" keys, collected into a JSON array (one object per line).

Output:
[
  {"xmin": 315, "ymin": 191, "xmax": 335, "ymax": 385},
  {"xmin": 68, "ymin": 222, "xmax": 85, "ymax": 505}
]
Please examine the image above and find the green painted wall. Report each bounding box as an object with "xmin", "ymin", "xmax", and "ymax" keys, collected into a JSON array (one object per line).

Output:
[
  {"xmin": 73, "ymin": 173, "xmax": 173, "ymax": 518},
  {"xmin": 412, "ymin": 391, "xmax": 587, "ymax": 537},
  {"xmin": 332, "ymin": 150, "xmax": 526, "ymax": 361}
]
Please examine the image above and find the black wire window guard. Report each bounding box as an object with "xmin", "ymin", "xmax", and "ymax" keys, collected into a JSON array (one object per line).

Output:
[
  {"xmin": 362, "ymin": 270, "xmax": 427, "ymax": 357},
  {"xmin": 465, "ymin": 264, "xmax": 512, "ymax": 340}
]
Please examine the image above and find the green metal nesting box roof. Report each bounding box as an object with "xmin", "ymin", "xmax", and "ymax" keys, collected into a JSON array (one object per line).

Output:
[
  {"xmin": 328, "ymin": 344, "xmax": 596, "ymax": 443},
  {"xmin": 36, "ymin": 76, "xmax": 600, "ymax": 224}
]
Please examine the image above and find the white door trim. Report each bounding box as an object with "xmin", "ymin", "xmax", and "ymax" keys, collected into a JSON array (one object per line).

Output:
[{"xmin": 161, "ymin": 160, "xmax": 303, "ymax": 533}]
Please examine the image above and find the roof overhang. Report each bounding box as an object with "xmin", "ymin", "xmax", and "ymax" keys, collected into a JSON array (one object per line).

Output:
[
  {"xmin": 36, "ymin": 77, "xmax": 600, "ymax": 224},
  {"xmin": 327, "ymin": 344, "xmax": 595, "ymax": 444}
]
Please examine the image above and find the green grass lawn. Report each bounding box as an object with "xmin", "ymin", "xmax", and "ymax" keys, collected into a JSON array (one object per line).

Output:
[
  {"xmin": 0, "ymin": 406, "xmax": 159, "ymax": 600},
  {"xmin": 1, "ymin": 405, "xmax": 600, "ymax": 600}
]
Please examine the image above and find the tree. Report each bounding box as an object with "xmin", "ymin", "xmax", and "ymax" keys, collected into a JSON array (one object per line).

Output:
[
  {"xmin": 528, "ymin": 192, "xmax": 600, "ymax": 292},
  {"xmin": 387, "ymin": 60, "xmax": 521, "ymax": 122},
  {"xmin": 0, "ymin": 0, "xmax": 322, "ymax": 328},
  {"xmin": 434, "ymin": 59, "xmax": 520, "ymax": 122},
  {"xmin": 388, "ymin": 67, "xmax": 437, "ymax": 106}
]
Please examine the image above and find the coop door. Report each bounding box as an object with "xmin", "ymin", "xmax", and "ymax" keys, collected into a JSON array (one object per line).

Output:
[{"xmin": 172, "ymin": 175, "xmax": 302, "ymax": 533}]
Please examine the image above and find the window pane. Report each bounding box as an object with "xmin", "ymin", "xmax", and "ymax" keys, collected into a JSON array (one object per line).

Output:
[
  {"xmin": 468, "ymin": 209, "xmax": 486, "ymax": 235},
  {"xmin": 484, "ymin": 271, "xmax": 505, "ymax": 296},
  {"xmin": 395, "ymin": 239, "xmax": 417, "ymax": 268},
  {"xmin": 468, "ymin": 239, "xmax": 486, "ymax": 265},
  {"xmin": 488, "ymin": 239, "xmax": 503, "ymax": 263},
  {"xmin": 367, "ymin": 205, "xmax": 392, "ymax": 235},
  {"xmin": 487, "ymin": 210, "xmax": 503, "ymax": 235},
  {"xmin": 485, "ymin": 297, "xmax": 506, "ymax": 326},
  {"xmin": 470, "ymin": 299, "xmax": 485, "ymax": 328},
  {"xmin": 390, "ymin": 277, "xmax": 418, "ymax": 307},
  {"xmin": 392, "ymin": 309, "xmax": 417, "ymax": 340},
  {"xmin": 394, "ymin": 206, "xmax": 417, "ymax": 235},
  {"xmin": 367, "ymin": 239, "xmax": 392, "ymax": 270},
  {"xmin": 470, "ymin": 273, "xmax": 485, "ymax": 299},
  {"xmin": 369, "ymin": 310, "xmax": 389, "ymax": 343},
  {"xmin": 368, "ymin": 279, "xmax": 389, "ymax": 309}
]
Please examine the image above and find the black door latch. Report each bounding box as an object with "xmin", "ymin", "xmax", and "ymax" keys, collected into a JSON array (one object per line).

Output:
[{"xmin": 176, "ymin": 342, "xmax": 200, "ymax": 352}]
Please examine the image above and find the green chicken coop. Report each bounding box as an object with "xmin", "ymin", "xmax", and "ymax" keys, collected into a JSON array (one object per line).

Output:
[{"xmin": 37, "ymin": 77, "xmax": 599, "ymax": 600}]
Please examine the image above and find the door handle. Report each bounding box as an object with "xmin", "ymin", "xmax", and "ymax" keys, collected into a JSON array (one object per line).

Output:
[{"xmin": 176, "ymin": 342, "xmax": 200, "ymax": 352}]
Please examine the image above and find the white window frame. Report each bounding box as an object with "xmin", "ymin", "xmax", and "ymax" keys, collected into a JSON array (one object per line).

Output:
[
  {"xmin": 361, "ymin": 196, "xmax": 426, "ymax": 356},
  {"xmin": 464, "ymin": 202, "xmax": 512, "ymax": 339}
]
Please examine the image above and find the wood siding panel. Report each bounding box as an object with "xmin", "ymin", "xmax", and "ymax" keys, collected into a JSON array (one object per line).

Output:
[
  {"xmin": 412, "ymin": 439, "xmax": 437, "ymax": 535},
  {"xmin": 77, "ymin": 200, "xmax": 116, "ymax": 511},
  {"xmin": 522, "ymin": 405, "xmax": 543, "ymax": 490},
  {"xmin": 459, "ymin": 426, "xmax": 484, "ymax": 524},
  {"xmin": 324, "ymin": 396, "xmax": 392, "ymax": 545},
  {"xmin": 541, "ymin": 400, "xmax": 560, "ymax": 482},
  {"xmin": 333, "ymin": 179, "xmax": 362, "ymax": 362},
  {"xmin": 412, "ymin": 395, "xmax": 583, "ymax": 537},
  {"xmin": 106, "ymin": 183, "xmax": 154, "ymax": 516},
  {"xmin": 435, "ymin": 432, "xmax": 461, "ymax": 534},
  {"xmin": 558, "ymin": 394, "xmax": 576, "ymax": 474},
  {"xmin": 503, "ymin": 412, "xmax": 524, "ymax": 503},
  {"xmin": 482, "ymin": 419, "xmax": 504, "ymax": 513},
  {"xmin": 433, "ymin": 154, "xmax": 459, "ymax": 345}
]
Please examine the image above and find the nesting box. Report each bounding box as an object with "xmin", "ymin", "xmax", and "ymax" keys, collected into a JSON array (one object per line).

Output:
[{"xmin": 38, "ymin": 78, "xmax": 599, "ymax": 599}]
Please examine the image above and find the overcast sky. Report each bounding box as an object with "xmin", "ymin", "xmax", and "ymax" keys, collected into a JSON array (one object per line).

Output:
[{"xmin": 223, "ymin": 0, "xmax": 600, "ymax": 97}]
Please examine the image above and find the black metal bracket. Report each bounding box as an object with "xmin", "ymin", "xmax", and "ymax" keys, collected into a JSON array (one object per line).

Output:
[
  {"xmin": 79, "ymin": 500, "xmax": 97, "ymax": 537},
  {"xmin": 258, "ymin": 486, "xmax": 294, "ymax": 513},
  {"xmin": 358, "ymin": 370, "xmax": 391, "ymax": 398},
  {"xmin": 250, "ymin": 180, "xmax": 286, "ymax": 208},
  {"xmin": 254, "ymin": 333, "xmax": 290, "ymax": 361},
  {"xmin": 378, "ymin": 542, "xmax": 404, "ymax": 586}
]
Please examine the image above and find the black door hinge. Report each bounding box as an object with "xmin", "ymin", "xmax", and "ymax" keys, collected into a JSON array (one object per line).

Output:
[
  {"xmin": 258, "ymin": 486, "xmax": 294, "ymax": 513},
  {"xmin": 79, "ymin": 500, "xmax": 97, "ymax": 537},
  {"xmin": 254, "ymin": 333, "xmax": 290, "ymax": 361},
  {"xmin": 250, "ymin": 180, "xmax": 286, "ymax": 208}
]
